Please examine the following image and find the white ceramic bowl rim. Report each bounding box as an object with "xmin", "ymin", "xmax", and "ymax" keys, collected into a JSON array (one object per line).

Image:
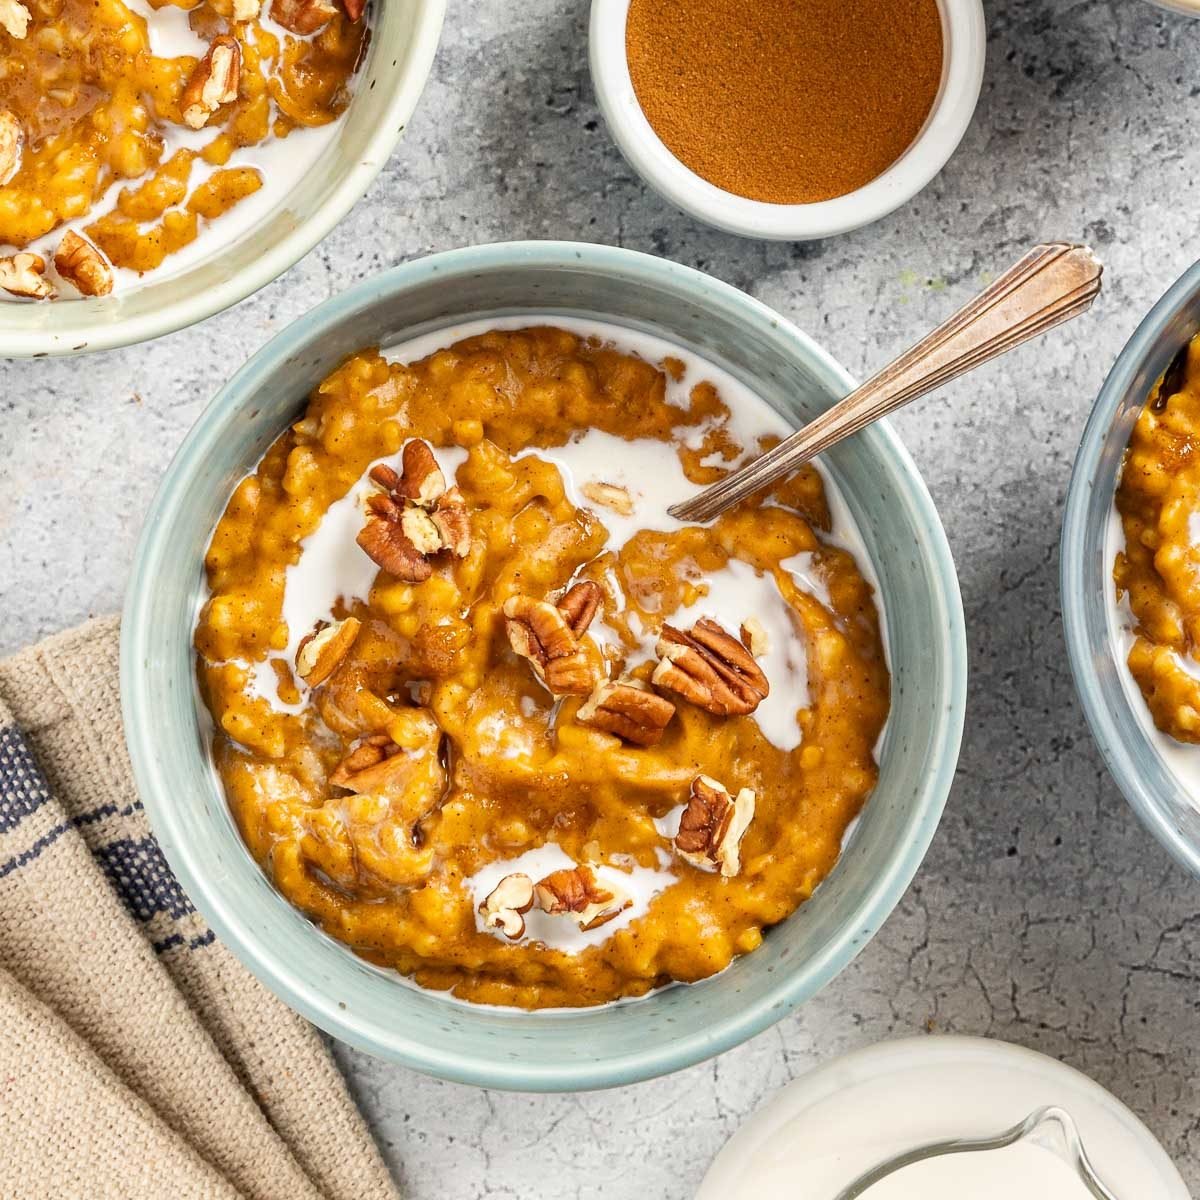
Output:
[
  {"xmin": 121, "ymin": 241, "xmax": 967, "ymax": 1089},
  {"xmin": 1062, "ymin": 257, "xmax": 1200, "ymax": 877},
  {"xmin": 0, "ymin": 1, "xmax": 446, "ymax": 358},
  {"xmin": 588, "ymin": 0, "xmax": 986, "ymax": 240}
]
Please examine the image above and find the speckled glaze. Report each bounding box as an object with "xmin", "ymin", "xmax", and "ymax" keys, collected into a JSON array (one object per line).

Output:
[
  {"xmin": 120, "ymin": 242, "xmax": 966, "ymax": 1090},
  {"xmin": 1062, "ymin": 258, "xmax": 1200, "ymax": 878}
]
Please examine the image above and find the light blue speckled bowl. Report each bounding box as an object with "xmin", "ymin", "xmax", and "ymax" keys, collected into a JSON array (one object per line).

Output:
[
  {"xmin": 1063, "ymin": 259, "xmax": 1200, "ymax": 877},
  {"xmin": 2, "ymin": 1, "xmax": 445, "ymax": 357},
  {"xmin": 121, "ymin": 242, "xmax": 967, "ymax": 1091}
]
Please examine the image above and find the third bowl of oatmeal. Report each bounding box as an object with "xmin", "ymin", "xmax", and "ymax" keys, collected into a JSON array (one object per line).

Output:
[
  {"xmin": 123, "ymin": 241, "xmax": 966, "ymax": 1088},
  {"xmin": 0, "ymin": 0, "xmax": 443, "ymax": 356},
  {"xmin": 1063, "ymin": 257, "xmax": 1200, "ymax": 877}
]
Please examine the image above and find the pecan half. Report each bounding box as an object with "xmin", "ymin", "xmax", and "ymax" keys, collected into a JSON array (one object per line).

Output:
[
  {"xmin": 340, "ymin": 0, "xmax": 364, "ymax": 19},
  {"xmin": 270, "ymin": 0, "xmax": 337, "ymax": 33},
  {"xmin": 0, "ymin": 0, "xmax": 30, "ymax": 39},
  {"xmin": 534, "ymin": 865, "xmax": 631, "ymax": 932},
  {"xmin": 0, "ymin": 253, "xmax": 54, "ymax": 300},
  {"xmin": 478, "ymin": 873, "xmax": 535, "ymax": 940},
  {"xmin": 740, "ymin": 616, "xmax": 769, "ymax": 658},
  {"xmin": 329, "ymin": 733, "xmax": 403, "ymax": 792},
  {"xmin": 556, "ymin": 579, "xmax": 602, "ymax": 637},
  {"xmin": 675, "ymin": 775, "xmax": 756, "ymax": 877},
  {"xmin": 0, "ymin": 109, "xmax": 22, "ymax": 186},
  {"xmin": 181, "ymin": 35, "xmax": 240, "ymax": 130},
  {"xmin": 581, "ymin": 481, "xmax": 634, "ymax": 516},
  {"xmin": 652, "ymin": 618, "xmax": 770, "ymax": 716},
  {"xmin": 504, "ymin": 594, "xmax": 595, "ymax": 695},
  {"xmin": 295, "ymin": 616, "xmax": 361, "ymax": 687},
  {"xmin": 54, "ymin": 231, "xmax": 113, "ymax": 297},
  {"xmin": 576, "ymin": 678, "xmax": 675, "ymax": 747}
]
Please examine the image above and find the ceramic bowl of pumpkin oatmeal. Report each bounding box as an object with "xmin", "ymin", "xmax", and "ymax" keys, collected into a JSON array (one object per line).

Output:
[
  {"xmin": 122, "ymin": 241, "xmax": 966, "ymax": 1089},
  {"xmin": 1064, "ymin": 257, "xmax": 1200, "ymax": 878},
  {"xmin": 0, "ymin": 0, "xmax": 443, "ymax": 355}
]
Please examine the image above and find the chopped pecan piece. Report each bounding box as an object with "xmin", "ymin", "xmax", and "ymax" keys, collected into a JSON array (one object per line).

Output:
[
  {"xmin": 207, "ymin": 0, "xmax": 260, "ymax": 17},
  {"xmin": 503, "ymin": 595, "xmax": 595, "ymax": 695},
  {"xmin": 400, "ymin": 504, "xmax": 442, "ymax": 555},
  {"xmin": 295, "ymin": 616, "xmax": 361, "ymax": 687},
  {"xmin": 270, "ymin": 0, "xmax": 337, "ymax": 33},
  {"xmin": 576, "ymin": 679, "xmax": 675, "ymax": 747},
  {"xmin": 581, "ymin": 481, "xmax": 634, "ymax": 516},
  {"xmin": 534, "ymin": 865, "xmax": 630, "ymax": 931},
  {"xmin": 556, "ymin": 579, "xmax": 602, "ymax": 637},
  {"xmin": 431, "ymin": 488, "xmax": 471, "ymax": 557},
  {"xmin": 0, "ymin": 253, "xmax": 54, "ymax": 300},
  {"xmin": 357, "ymin": 492, "xmax": 433, "ymax": 582},
  {"xmin": 357, "ymin": 442, "xmax": 470, "ymax": 580},
  {"xmin": 478, "ymin": 873, "xmax": 535, "ymax": 939},
  {"xmin": 378, "ymin": 439, "xmax": 446, "ymax": 507},
  {"xmin": 329, "ymin": 733, "xmax": 402, "ymax": 792},
  {"xmin": 0, "ymin": 0, "xmax": 29, "ymax": 39},
  {"xmin": 181, "ymin": 36, "xmax": 240, "ymax": 130},
  {"xmin": 652, "ymin": 618, "xmax": 770, "ymax": 716},
  {"xmin": 741, "ymin": 617, "xmax": 769, "ymax": 658},
  {"xmin": 675, "ymin": 775, "xmax": 756, "ymax": 877},
  {"xmin": 54, "ymin": 231, "xmax": 113, "ymax": 298},
  {"xmin": 0, "ymin": 109, "xmax": 22, "ymax": 186}
]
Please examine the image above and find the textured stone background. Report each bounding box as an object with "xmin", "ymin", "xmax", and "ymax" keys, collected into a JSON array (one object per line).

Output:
[{"xmin": 3, "ymin": 1, "xmax": 1200, "ymax": 1195}]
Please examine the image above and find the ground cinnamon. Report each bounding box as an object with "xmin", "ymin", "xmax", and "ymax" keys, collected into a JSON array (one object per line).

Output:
[{"xmin": 625, "ymin": 0, "xmax": 944, "ymax": 206}]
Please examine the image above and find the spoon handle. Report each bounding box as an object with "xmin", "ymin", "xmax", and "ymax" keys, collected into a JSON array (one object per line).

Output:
[{"xmin": 668, "ymin": 242, "xmax": 1103, "ymax": 523}]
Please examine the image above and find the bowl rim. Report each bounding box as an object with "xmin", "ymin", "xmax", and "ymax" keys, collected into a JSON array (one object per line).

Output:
[
  {"xmin": 0, "ymin": 0, "xmax": 446, "ymax": 359},
  {"xmin": 1062, "ymin": 257, "xmax": 1200, "ymax": 878},
  {"xmin": 587, "ymin": 0, "xmax": 986, "ymax": 241},
  {"xmin": 121, "ymin": 240, "xmax": 967, "ymax": 1089},
  {"xmin": 1143, "ymin": 0, "xmax": 1200, "ymax": 16}
]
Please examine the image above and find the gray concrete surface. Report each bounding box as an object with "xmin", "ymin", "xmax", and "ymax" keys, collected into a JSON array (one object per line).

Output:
[{"xmin": 4, "ymin": 1, "xmax": 1200, "ymax": 1195}]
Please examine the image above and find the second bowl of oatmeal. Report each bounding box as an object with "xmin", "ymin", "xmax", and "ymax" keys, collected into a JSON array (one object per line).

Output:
[
  {"xmin": 123, "ymin": 241, "xmax": 966, "ymax": 1088},
  {"xmin": 1063, "ymin": 258, "xmax": 1200, "ymax": 877},
  {"xmin": 0, "ymin": 0, "xmax": 443, "ymax": 356}
]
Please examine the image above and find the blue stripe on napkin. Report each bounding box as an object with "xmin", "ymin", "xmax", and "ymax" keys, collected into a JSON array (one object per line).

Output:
[
  {"xmin": 0, "ymin": 710, "xmax": 207, "ymax": 951},
  {"xmin": 0, "ymin": 724, "xmax": 53, "ymax": 834}
]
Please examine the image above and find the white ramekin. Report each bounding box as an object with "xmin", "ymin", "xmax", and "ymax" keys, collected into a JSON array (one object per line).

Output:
[{"xmin": 589, "ymin": 0, "xmax": 986, "ymax": 241}]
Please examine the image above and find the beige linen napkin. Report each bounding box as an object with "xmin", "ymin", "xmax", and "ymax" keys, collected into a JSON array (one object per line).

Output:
[{"xmin": 0, "ymin": 616, "xmax": 401, "ymax": 1200}]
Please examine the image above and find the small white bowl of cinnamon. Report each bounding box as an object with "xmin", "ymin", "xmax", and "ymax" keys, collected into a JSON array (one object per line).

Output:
[{"xmin": 589, "ymin": 0, "xmax": 986, "ymax": 241}]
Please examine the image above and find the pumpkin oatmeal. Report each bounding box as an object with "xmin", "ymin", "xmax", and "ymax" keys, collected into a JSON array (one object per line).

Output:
[
  {"xmin": 194, "ymin": 323, "xmax": 891, "ymax": 1009},
  {"xmin": 0, "ymin": 0, "xmax": 365, "ymax": 299},
  {"xmin": 1115, "ymin": 333, "xmax": 1200, "ymax": 743}
]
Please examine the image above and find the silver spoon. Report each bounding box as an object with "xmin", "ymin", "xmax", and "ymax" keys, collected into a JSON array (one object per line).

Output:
[
  {"xmin": 668, "ymin": 243, "xmax": 1103, "ymax": 524},
  {"xmin": 834, "ymin": 1105, "xmax": 1120, "ymax": 1200}
]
